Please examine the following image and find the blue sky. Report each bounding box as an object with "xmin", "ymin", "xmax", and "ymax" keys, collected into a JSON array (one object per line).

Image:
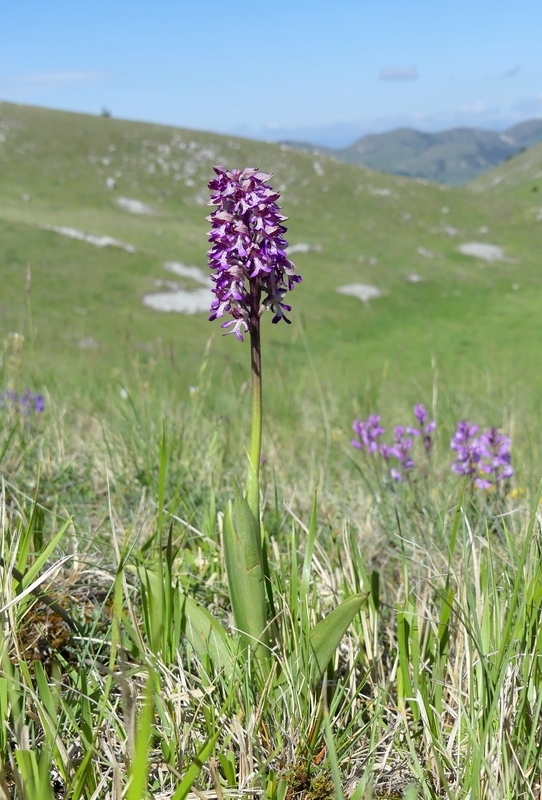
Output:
[{"xmin": 1, "ymin": 0, "xmax": 542, "ymax": 147}]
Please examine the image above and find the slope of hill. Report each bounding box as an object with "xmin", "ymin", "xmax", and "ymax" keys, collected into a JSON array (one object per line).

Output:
[
  {"xmin": 282, "ymin": 120, "xmax": 542, "ymax": 186},
  {"xmin": 1, "ymin": 101, "xmax": 542, "ymax": 414},
  {"xmin": 469, "ymin": 139, "xmax": 542, "ymax": 194}
]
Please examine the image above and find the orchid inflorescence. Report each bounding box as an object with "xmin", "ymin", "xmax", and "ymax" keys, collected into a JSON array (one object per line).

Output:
[
  {"xmin": 351, "ymin": 404, "xmax": 436, "ymax": 482},
  {"xmin": 207, "ymin": 166, "xmax": 301, "ymax": 341},
  {"xmin": 450, "ymin": 421, "xmax": 514, "ymax": 489}
]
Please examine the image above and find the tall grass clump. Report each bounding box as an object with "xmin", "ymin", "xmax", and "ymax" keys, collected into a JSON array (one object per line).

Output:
[{"xmin": 0, "ymin": 167, "xmax": 542, "ymax": 800}]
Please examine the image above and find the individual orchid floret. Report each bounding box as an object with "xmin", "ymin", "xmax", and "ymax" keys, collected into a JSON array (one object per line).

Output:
[{"xmin": 207, "ymin": 166, "xmax": 301, "ymax": 340}]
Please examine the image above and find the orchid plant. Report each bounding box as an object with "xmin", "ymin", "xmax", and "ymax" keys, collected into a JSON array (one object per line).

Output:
[{"xmin": 180, "ymin": 166, "xmax": 366, "ymax": 681}]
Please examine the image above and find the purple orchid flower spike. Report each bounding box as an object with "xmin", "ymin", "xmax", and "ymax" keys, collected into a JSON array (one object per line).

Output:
[
  {"xmin": 409, "ymin": 404, "xmax": 436, "ymax": 456},
  {"xmin": 207, "ymin": 166, "xmax": 301, "ymax": 340},
  {"xmin": 450, "ymin": 421, "xmax": 514, "ymax": 489},
  {"xmin": 351, "ymin": 415, "xmax": 385, "ymax": 453}
]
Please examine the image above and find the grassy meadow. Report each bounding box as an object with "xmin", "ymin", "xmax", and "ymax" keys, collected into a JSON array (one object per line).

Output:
[{"xmin": 1, "ymin": 101, "xmax": 542, "ymax": 799}]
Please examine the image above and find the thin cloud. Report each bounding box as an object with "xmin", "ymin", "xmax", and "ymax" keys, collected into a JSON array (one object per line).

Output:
[
  {"xmin": 9, "ymin": 71, "xmax": 109, "ymax": 91},
  {"xmin": 379, "ymin": 67, "xmax": 418, "ymax": 81},
  {"xmin": 501, "ymin": 66, "xmax": 520, "ymax": 79},
  {"xmin": 459, "ymin": 102, "xmax": 490, "ymax": 115}
]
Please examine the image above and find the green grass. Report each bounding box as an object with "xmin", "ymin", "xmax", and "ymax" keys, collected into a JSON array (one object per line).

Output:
[
  {"xmin": 2, "ymin": 101, "xmax": 542, "ymax": 412},
  {"xmin": 2, "ymin": 101, "xmax": 542, "ymax": 799}
]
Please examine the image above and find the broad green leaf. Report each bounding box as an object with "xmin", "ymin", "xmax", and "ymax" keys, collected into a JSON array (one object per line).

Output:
[
  {"xmin": 308, "ymin": 593, "xmax": 367, "ymax": 676},
  {"xmin": 222, "ymin": 481, "xmax": 269, "ymax": 657},
  {"xmin": 181, "ymin": 594, "xmax": 234, "ymax": 677}
]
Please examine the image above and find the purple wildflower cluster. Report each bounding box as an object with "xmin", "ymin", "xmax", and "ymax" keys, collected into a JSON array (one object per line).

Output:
[
  {"xmin": 451, "ymin": 422, "xmax": 513, "ymax": 489},
  {"xmin": 0, "ymin": 389, "xmax": 44, "ymax": 415},
  {"xmin": 207, "ymin": 166, "xmax": 301, "ymax": 341},
  {"xmin": 351, "ymin": 404, "xmax": 436, "ymax": 481}
]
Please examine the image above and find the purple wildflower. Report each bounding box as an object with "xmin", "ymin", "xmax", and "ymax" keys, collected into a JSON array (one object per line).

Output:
[
  {"xmin": 207, "ymin": 166, "xmax": 301, "ymax": 340},
  {"xmin": 351, "ymin": 415, "xmax": 385, "ymax": 453},
  {"xmin": 478, "ymin": 427, "xmax": 514, "ymax": 482},
  {"xmin": 409, "ymin": 404, "xmax": 436, "ymax": 456},
  {"xmin": 0, "ymin": 389, "xmax": 44, "ymax": 415},
  {"xmin": 388, "ymin": 426, "xmax": 415, "ymax": 481},
  {"xmin": 450, "ymin": 422, "xmax": 513, "ymax": 489},
  {"xmin": 450, "ymin": 421, "xmax": 482, "ymax": 477}
]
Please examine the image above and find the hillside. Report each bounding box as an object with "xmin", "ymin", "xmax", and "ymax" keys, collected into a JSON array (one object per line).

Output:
[
  {"xmin": 1, "ymin": 101, "xmax": 542, "ymax": 413},
  {"xmin": 283, "ymin": 120, "xmax": 542, "ymax": 186}
]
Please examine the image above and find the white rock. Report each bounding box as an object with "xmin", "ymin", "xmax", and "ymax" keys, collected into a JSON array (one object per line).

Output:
[
  {"xmin": 79, "ymin": 337, "xmax": 99, "ymax": 349},
  {"xmin": 458, "ymin": 242, "xmax": 505, "ymax": 261},
  {"xmin": 163, "ymin": 262, "xmax": 212, "ymax": 286},
  {"xmin": 142, "ymin": 288, "xmax": 213, "ymax": 314},
  {"xmin": 116, "ymin": 196, "xmax": 159, "ymax": 215},
  {"xmin": 106, "ymin": 177, "xmax": 116, "ymax": 190},
  {"xmin": 43, "ymin": 225, "xmax": 136, "ymax": 253},
  {"xmin": 407, "ymin": 273, "xmax": 423, "ymax": 283},
  {"xmin": 286, "ymin": 243, "xmax": 322, "ymax": 255},
  {"xmin": 336, "ymin": 284, "xmax": 384, "ymax": 303},
  {"xmin": 417, "ymin": 247, "xmax": 435, "ymax": 259}
]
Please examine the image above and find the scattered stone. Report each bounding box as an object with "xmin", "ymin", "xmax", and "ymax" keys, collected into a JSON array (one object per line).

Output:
[
  {"xmin": 441, "ymin": 206, "xmax": 450, "ymax": 213},
  {"xmin": 142, "ymin": 288, "xmax": 212, "ymax": 314},
  {"xmin": 153, "ymin": 279, "xmax": 180, "ymax": 289},
  {"xmin": 105, "ymin": 176, "xmax": 116, "ymax": 190},
  {"xmin": 479, "ymin": 226, "xmax": 489, "ymax": 233},
  {"xmin": 458, "ymin": 242, "xmax": 505, "ymax": 261},
  {"xmin": 21, "ymin": 193, "xmax": 31, "ymax": 202},
  {"xmin": 407, "ymin": 273, "xmax": 423, "ymax": 283},
  {"xmin": 286, "ymin": 243, "xmax": 322, "ymax": 255},
  {"xmin": 512, "ymin": 283, "xmax": 520, "ymax": 290},
  {"xmin": 370, "ymin": 188, "xmax": 392, "ymax": 196},
  {"xmin": 313, "ymin": 161, "xmax": 324, "ymax": 176},
  {"xmin": 163, "ymin": 262, "xmax": 212, "ymax": 286},
  {"xmin": 116, "ymin": 196, "xmax": 159, "ymax": 215},
  {"xmin": 79, "ymin": 337, "xmax": 99, "ymax": 349},
  {"xmin": 42, "ymin": 225, "xmax": 136, "ymax": 253},
  {"xmin": 336, "ymin": 284, "xmax": 384, "ymax": 303},
  {"xmin": 444, "ymin": 225, "xmax": 458, "ymax": 236},
  {"xmin": 417, "ymin": 247, "xmax": 436, "ymax": 259}
]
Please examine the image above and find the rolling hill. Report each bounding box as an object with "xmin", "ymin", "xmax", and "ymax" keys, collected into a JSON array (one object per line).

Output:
[
  {"xmin": 282, "ymin": 119, "xmax": 542, "ymax": 186},
  {"xmin": 1, "ymin": 100, "xmax": 542, "ymax": 418}
]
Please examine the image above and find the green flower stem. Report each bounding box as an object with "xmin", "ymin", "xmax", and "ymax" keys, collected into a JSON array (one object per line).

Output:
[{"xmin": 247, "ymin": 283, "xmax": 262, "ymax": 522}]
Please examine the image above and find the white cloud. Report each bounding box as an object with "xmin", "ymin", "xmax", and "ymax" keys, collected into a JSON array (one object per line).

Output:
[
  {"xmin": 8, "ymin": 71, "xmax": 109, "ymax": 91},
  {"xmin": 459, "ymin": 102, "xmax": 490, "ymax": 115},
  {"xmin": 379, "ymin": 67, "xmax": 418, "ymax": 81}
]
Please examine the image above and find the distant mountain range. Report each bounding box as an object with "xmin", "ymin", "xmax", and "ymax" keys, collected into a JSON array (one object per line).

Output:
[{"xmin": 281, "ymin": 120, "xmax": 542, "ymax": 186}]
